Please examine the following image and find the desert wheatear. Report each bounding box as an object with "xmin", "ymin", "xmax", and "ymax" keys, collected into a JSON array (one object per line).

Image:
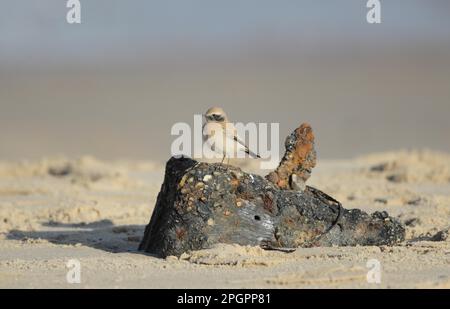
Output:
[{"xmin": 203, "ymin": 107, "xmax": 260, "ymax": 164}]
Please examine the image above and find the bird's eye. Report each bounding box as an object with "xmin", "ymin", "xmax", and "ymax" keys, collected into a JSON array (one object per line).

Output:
[{"xmin": 213, "ymin": 114, "xmax": 224, "ymax": 121}]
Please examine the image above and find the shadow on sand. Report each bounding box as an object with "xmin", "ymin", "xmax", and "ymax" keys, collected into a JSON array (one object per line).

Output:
[{"xmin": 7, "ymin": 219, "xmax": 152, "ymax": 255}]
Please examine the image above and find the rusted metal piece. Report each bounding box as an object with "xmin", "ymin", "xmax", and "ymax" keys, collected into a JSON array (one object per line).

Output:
[
  {"xmin": 139, "ymin": 157, "xmax": 405, "ymax": 258},
  {"xmin": 266, "ymin": 123, "xmax": 316, "ymax": 191}
]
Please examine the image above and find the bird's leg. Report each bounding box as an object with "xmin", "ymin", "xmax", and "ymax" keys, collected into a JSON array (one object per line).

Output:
[
  {"xmin": 222, "ymin": 154, "xmax": 227, "ymax": 171},
  {"xmin": 221, "ymin": 154, "xmax": 226, "ymax": 165},
  {"xmin": 222, "ymin": 154, "xmax": 231, "ymax": 171},
  {"xmin": 215, "ymin": 154, "xmax": 226, "ymax": 172}
]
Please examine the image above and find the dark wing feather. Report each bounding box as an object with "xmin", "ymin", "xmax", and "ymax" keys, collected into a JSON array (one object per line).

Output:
[{"xmin": 233, "ymin": 136, "xmax": 261, "ymax": 158}]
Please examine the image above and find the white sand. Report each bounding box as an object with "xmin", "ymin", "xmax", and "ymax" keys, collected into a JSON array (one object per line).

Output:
[{"xmin": 0, "ymin": 150, "xmax": 449, "ymax": 288}]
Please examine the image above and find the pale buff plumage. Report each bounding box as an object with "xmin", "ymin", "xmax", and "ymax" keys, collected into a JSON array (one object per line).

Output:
[{"xmin": 202, "ymin": 107, "xmax": 260, "ymax": 162}]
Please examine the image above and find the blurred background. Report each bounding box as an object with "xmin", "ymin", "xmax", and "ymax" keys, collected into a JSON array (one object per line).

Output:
[{"xmin": 1, "ymin": 0, "xmax": 449, "ymax": 161}]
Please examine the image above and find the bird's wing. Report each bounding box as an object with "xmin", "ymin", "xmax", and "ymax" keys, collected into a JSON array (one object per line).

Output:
[
  {"xmin": 232, "ymin": 135, "xmax": 261, "ymax": 158},
  {"xmin": 223, "ymin": 124, "xmax": 260, "ymax": 159}
]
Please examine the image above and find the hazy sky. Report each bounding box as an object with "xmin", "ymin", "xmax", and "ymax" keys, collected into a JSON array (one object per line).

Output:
[
  {"xmin": 1, "ymin": 0, "xmax": 450, "ymax": 67},
  {"xmin": 1, "ymin": 1, "xmax": 449, "ymax": 160}
]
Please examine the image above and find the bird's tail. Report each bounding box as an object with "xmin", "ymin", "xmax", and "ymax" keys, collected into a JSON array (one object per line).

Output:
[{"xmin": 246, "ymin": 148, "xmax": 261, "ymax": 159}]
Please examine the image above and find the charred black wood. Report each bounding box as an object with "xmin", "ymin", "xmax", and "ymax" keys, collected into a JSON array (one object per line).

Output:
[{"xmin": 139, "ymin": 157, "xmax": 405, "ymax": 258}]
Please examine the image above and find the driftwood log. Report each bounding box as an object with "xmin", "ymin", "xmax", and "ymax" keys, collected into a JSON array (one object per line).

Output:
[{"xmin": 139, "ymin": 124, "xmax": 405, "ymax": 258}]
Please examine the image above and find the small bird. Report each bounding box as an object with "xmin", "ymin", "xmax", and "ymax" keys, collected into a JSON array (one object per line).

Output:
[{"xmin": 203, "ymin": 107, "xmax": 260, "ymax": 164}]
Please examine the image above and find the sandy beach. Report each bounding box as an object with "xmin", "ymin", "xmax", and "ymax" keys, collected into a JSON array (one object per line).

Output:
[
  {"xmin": 1, "ymin": 1, "xmax": 449, "ymax": 292},
  {"xmin": 0, "ymin": 150, "xmax": 449, "ymax": 288}
]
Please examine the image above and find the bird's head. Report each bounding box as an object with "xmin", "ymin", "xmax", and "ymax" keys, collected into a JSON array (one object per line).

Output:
[{"xmin": 204, "ymin": 107, "xmax": 228, "ymax": 123}]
